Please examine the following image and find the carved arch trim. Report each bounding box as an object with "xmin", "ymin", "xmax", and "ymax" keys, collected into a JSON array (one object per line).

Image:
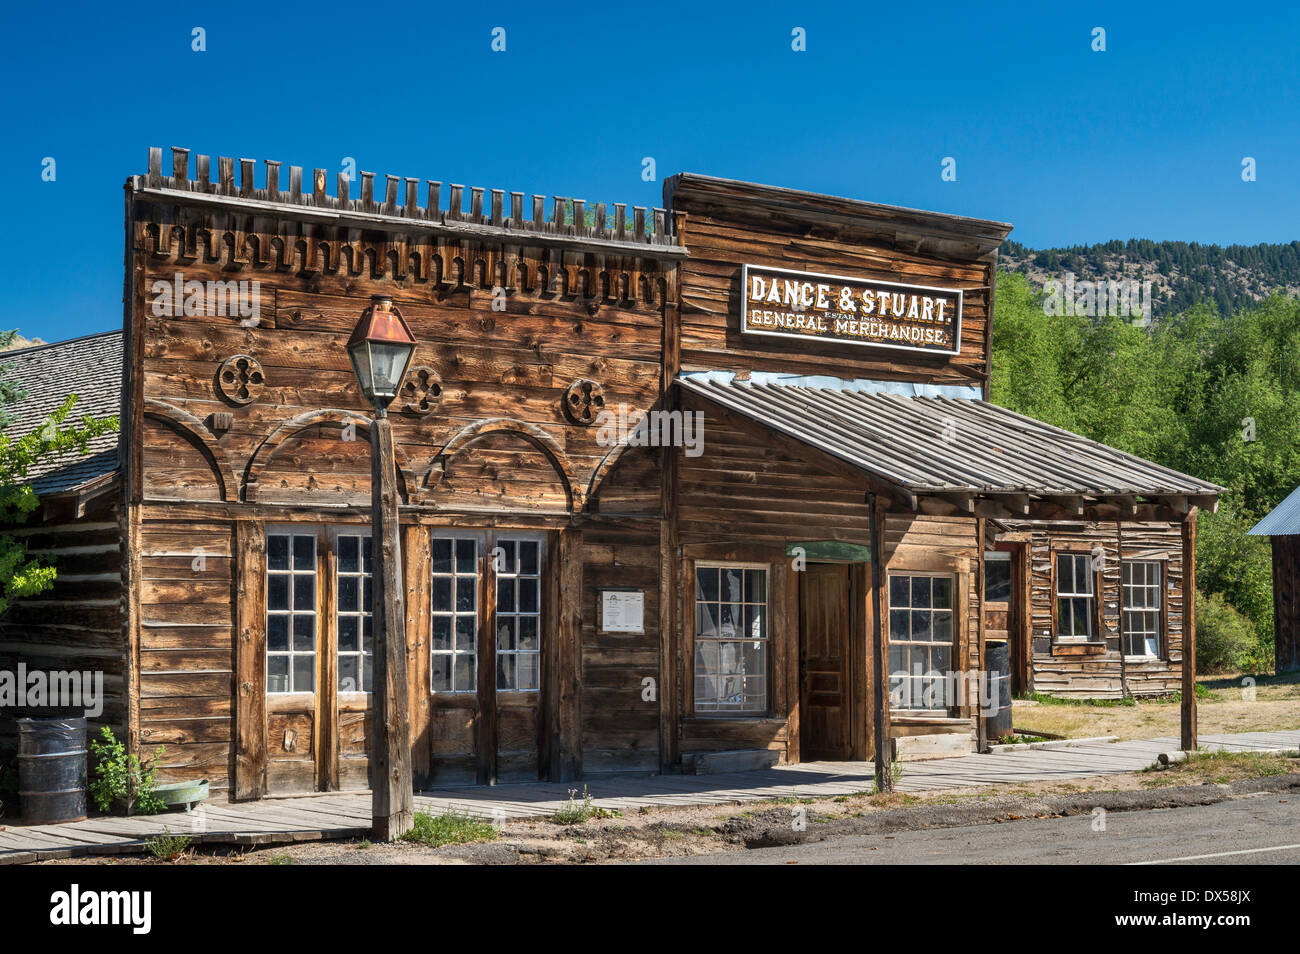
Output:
[
  {"xmin": 142, "ymin": 398, "xmax": 241, "ymax": 502},
  {"xmin": 425, "ymin": 418, "xmax": 582, "ymax": 512},
  {"xmin": 244, "ymin": 408, "xmax": 415, "ymax": 503}
]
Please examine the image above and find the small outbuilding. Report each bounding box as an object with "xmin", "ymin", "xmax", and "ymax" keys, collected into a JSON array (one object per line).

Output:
[{"xmin": 1249, "ymin": 486, "xmax": 1300, "ymax": 672}]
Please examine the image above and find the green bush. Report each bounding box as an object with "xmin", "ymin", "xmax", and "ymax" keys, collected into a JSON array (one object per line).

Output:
[
  {"xmin": 88, "ymin": 726, "xmax": 166, "ymax": 816},
  {"xmin": 1196, "ymin": 589, "xmax": 1267, "ymax": 674},
  {"xmin": 402, "ymin": 810, "xmax": 498, "ymax": 847}
]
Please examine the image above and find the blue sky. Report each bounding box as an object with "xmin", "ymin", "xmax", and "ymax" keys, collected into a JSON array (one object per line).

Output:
[{"xmin": 2, "ymin": 0, "xmax": 1297, "ymax": 342}]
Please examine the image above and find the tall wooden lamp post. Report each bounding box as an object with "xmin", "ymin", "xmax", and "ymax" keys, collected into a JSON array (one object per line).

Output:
[{"xmin": 347, "ymin": 295, "xmax": 416, "ymax": 840}]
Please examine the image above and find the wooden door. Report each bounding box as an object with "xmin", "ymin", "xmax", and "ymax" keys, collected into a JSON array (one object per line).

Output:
[
  {"xmin": 427, "ymin": 532, "xmax": 546, "ymax": 786},
  {"xmin": 799, "ymin": 563, "xmax": 853, "ymax": 761}
]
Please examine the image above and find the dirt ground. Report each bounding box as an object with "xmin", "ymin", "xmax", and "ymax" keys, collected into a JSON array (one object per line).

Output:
[
  {"xmin": 1013, "ymin": 672, "xmax": 1300, "ymax": 741},
  {"xmin": 41, "ymin": 750, "xmax": 1300, "ymax": 866}
]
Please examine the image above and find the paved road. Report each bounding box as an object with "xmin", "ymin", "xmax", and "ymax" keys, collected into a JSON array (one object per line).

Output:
[{"xmin": 649, "ymin": 793, "xmax": 1300, "ymax": 865}]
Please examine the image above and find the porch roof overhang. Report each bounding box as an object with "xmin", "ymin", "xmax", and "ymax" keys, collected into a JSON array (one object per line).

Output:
[{"xmin": 678, "ymin": 374, "xmax": 1222, "ymax": 518}]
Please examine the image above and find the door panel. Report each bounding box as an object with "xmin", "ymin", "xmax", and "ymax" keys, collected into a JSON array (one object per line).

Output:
[{"xmin": 799, "ymin": 563, "xmax": 853, "ymax": 761}]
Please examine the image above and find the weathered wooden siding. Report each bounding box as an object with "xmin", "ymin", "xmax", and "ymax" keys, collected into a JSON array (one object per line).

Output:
[
  {"xmin": 1273, "ymin": 536, "xmax": 1300, "ymax": 672},
  {"xmin": 669, "ymin": 195, "xmax": 996, "ymax": 390},
  {"xmin": 1017, "ymin": 521, "xmax": 1184, "ymax": 698}
]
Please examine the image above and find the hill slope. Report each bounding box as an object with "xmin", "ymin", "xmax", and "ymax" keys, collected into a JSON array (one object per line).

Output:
[{"xmin": 999, "ymin": 239, "xmax": 1300, "ymax": 317}]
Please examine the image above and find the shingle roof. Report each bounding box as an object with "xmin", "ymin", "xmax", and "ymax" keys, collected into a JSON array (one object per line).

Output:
[
  {"xmin": 1, "ymin": 331, "xmax": 122, "ymax": 495},
  {"xmin": 680, "ymin": 375, "xmax": 1223, "ymax": 502},
  {"xmin": 1249, "ymin": 486, "xmax": 1300, "ymax": 536}
]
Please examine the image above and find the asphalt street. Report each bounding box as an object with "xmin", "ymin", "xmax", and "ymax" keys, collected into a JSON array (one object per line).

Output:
[{"xmin": 648, "ymin": 792, "xmax": 1300, "ymax": 864}]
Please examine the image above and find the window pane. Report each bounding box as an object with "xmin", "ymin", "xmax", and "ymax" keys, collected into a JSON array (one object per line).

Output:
[
  {"xmin": 293, "ymin": 535, "xmax": 314, "ymax": 570},
  {"xmin": 293, "ymin": 614, "xmax": 314, "ymax": 652},
  {"xmin": 455, "ymin": 538, "xmax": 476, "ymax": 573},
  {"xmin": 455, "ymin": 616, "xmax": 476, "ymax": 652},
  {"xmin": 696, "ymin": 567, "xmax": 719, "ymax": 602},
  {"xmin": 744, "ymin": 569, "xmax": 766, "ymax": 604},
  {"xmin": 339, "ymin": 656, "xmax": 359, "ymax": 692},
  {"xmin": 268, "ymin": 615, "xmax": 289, "ymax": 651},
  {"xmin": 432, "ymin": 616, "xmax": 452, "ymax": 652},
  {"xmin": 268, "ymin": 536, "xmax": 290, "ymax": 571},
  {"xmin": 498, "ymin": 655, "xmax": 516, "ymax": 691},
  {"xmin": 496, "ymin": 578, "xmax": 515, "ymax": 614},
  {"xmin": 339, "ymin": 576, "xmax": 359, "ymax": 613},
  {"xmin": 497, "ymin": 539, "xmax": 516, "ymax": 571},
  {"xmin": 338, "ymin": 536, "xmax": 359, "ymax": 574},
  {"xmin": 720, "ymin": 566, "xmax": 743, "ymax": 604},
  {"xmin": 517, "ymin": 654, "xmax": 539, "ymax": 691},
  {"xmin": 518, "ymin": 615, "xmax": 539, "ymax": 651},
  {"xmin": 432, "ymin": 539, "xmax": 453, "ymax": 574},
  {"xmin": 456, "ymin": 578, "xmax": 476, "ymax": 612},
  {"xmin": 267, "ymin": 655, "xmax": 289, "ymax": 693},
  {"xmin": 889, "ymin": 609, "xmax": 910, "ymax": 639},
  {"xmin": 519, "ymin": 541, "xmax": 539, "ymax": 575},
  {"xmin": 432, "ymin": 656, "xmax": 451, "ymax": 692},
  {"xmin": 292, "ymin": 655, "xmax": 314, "ymax": 693},
  {"xmin": 339, "ymin": 616, "xmax": 359, "ymax": 652},
  {"xmin": 432, "ymin": 578, "xmax": 452, "ymax": 612},
  {"xmin": 497, "ymin": 617, "xmax": 516, "ymax": 652},
  {"xmin": 518, "ymin": 578, "xmax": 538, "ymax": 614},
  {"xmin": 268, "ymin": 576, "xmax": 289, "ymax": 611},
  {"xmin": 890, "ymin": 575, "xmax": 909, "ymax": 609},
  {"xmin": 932, "ymin": 576, "xmax": 953, "ymax": 609},
  {"xmin": 911, "ymin": 576, "xmax": 931, "ymax": 608},
  {"xmin": 933, "ymin": 611, "xmax": 953, "ymax": 642},
  {"xmin": 454, "ymin": 655, "xmax": 476, "ymax": 692},
  {"xmin": 293, "ymin": 574, "xmax": 314, "ymax": 610}
]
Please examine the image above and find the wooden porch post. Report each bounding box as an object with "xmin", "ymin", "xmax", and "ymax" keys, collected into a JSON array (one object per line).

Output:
[
  {"xmin": 1180, "ymin": 507, "xmax": 1198, "ymax": 752},
  {"xmin": 371, "ymin": 414, "xmax": 413, "ymax": 840},
  {"xmin": 869, "ymin": 495, "xmax": 892, "ymax": 793}
]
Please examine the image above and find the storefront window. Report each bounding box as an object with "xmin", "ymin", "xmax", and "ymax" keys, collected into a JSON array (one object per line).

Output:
[
  {"xmin": 694, "ymin": 563, "xmax": 768, "ymax": 713},
  {"xmin": 888, "ymin": 573, "xmax": 955, "ymax": 710}
]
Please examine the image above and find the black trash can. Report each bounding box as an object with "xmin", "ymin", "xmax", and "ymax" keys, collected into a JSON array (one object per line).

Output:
[
  {"xmin": 982, "ymin": 643, "xmax": 1013, "ymax": 744},
  {"xmin": 17, "ymin": 717, "xmax": 87, "ymax": 824}
]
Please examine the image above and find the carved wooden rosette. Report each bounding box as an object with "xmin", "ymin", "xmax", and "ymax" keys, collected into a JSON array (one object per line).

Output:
[
  {"xmin": 217, "ymin": 355, "xmax": 265, "ymax": 405},
  {"xmin": 563, "ymin": 379, "xmax": 605, "ymax": 425},
  {"xmin": 401, "ymin": 366, "xmax": 443, "ymax": 416}
]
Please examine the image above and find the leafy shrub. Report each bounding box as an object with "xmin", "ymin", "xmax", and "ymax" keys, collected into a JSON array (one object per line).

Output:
[
  {"xmin": 1196, "ymin": 589, "xmax": 1265, "ymax": 674},
  {"xmin": 145, "ymin": 830, "xmax": 192, "ymax": 860},
  {"xmin": 89, "ymin": 726, "xmax": 165, "ymax": 815}
]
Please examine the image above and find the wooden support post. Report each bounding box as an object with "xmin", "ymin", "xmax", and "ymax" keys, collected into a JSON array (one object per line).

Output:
[
  {"xmin": 869, "ymin": 495, "xmax": 893, "ymax": 793},
  {"xmin": 233, "ymin": 520, "xmax": 267, "ymax": 801},
  {"xmin": 1180, "ymin": 507, "xmax": 1199, "ymax": 752},
  {"xmin": 370, "ymin": 414, "xmax": 413, "ymax": 840}
]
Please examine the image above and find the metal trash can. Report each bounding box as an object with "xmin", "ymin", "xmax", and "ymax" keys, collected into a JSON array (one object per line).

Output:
[
  {"xmin": 17, "ymin": 717, "xmax": 87, "ymax": 824},
  {"xmin": 982, "ymin": 643, "xmax": 1013, "ymax": 743}
]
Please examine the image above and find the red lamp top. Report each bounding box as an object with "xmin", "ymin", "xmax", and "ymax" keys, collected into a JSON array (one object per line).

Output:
[{"xmin": 348, "ymin": 296, "xmax": 416, "ymax": 349}]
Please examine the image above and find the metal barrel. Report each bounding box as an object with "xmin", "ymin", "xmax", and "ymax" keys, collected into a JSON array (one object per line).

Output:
[
  {"xmin": 982, "ymin": 643, "xmax": 1014, "ymax": 743},
  {"xmin": 16, "ymin": 717, "xmax": 88, "ymax": 824}
]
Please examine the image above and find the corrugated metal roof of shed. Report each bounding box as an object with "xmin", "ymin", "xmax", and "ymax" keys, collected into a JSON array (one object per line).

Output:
[
  {"xmin": 679, "ymin": 376, "xmax": 1223, "ymax": 498},
  {"xmin": 1250, "ymin": 485, "xmax": 1300, "ymax": 536}
]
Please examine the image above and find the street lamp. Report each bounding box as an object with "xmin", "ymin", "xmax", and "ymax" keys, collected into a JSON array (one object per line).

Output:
[{"xmin": 348, "ymin": 295, "xmax": 416, "ymax": 841}]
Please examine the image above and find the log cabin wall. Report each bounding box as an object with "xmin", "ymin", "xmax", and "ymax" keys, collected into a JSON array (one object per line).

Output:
[
  {"xmin": 1010, "ymin": 521, "xmax": 1185, "ymax": 699},
  {"xmin": 125, "ymin": 148, "xmax": 682, "ymax": 795},
  {"xmin": 0, "ymin": 500, "xmax": 127, "ymax": 752}
]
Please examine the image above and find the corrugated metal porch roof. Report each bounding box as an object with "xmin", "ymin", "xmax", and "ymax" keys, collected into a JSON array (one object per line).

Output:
[{"xmin": 679, "ymin": 376, "xmax": 1222, "ymax": 504}]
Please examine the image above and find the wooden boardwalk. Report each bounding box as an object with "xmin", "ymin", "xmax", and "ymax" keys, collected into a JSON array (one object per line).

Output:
[{"xmin": 2, "ymin": 730, "xmax": 1296, "ymax": 864}]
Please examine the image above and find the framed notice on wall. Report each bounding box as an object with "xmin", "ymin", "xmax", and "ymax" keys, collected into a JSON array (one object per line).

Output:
[
  {"xmin": 741, "ymin": 263, "xmax": 963, "ymax": 356},
  {"xmin": 599, "ymin": 589, "xmax": 645, "ymax": 634}
]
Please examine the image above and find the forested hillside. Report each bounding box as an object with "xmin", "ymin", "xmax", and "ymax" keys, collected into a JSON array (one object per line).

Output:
[
  {"xmin": 1000, "ymin": 239, "xmax": 1300, "ymax": 318},
  {"xmin": 990, "ymin": 271, "xmax": 1300, "ymax": 672}
]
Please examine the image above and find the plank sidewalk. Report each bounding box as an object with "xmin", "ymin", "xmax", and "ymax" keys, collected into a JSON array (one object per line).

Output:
[{"xmin": 2, "ymin": 729, "xmax": 1296, "ymax": 864}]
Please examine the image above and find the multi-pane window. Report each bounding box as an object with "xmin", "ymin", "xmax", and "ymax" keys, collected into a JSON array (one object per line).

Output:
[
  {"xmin": 1055, "ymin": 553, "xmax": 1096, "ymax": 640},
  {"xmin": 336, "ymin": 534, "xmax": 373, "ymax": 692},
  {"xmin": 888, "ymin": 574, "xmax": 955, "ymax": 710},
  {"xmin": 496, "ymin": 539, "xmax": 542, "ymax": 692},
  {"xmin": 432, "ymin": 537, "xmax": 479, "ymax": 692},
  {"xmin": 694, "ymin": 564, "xmax": 768, "ymax": 713},
  {"xmin": 1122, "ymin": 560, "xmax": 1163, "ymax": 657},
  {"xmin": 267, "ymin": 533, "xmax": 317, "ymax": 693}
]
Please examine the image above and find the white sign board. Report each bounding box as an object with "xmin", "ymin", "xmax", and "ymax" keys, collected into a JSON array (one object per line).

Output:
[{"xmin": 600, "ymin": 590, "xmax": 645, "ymax": 634}]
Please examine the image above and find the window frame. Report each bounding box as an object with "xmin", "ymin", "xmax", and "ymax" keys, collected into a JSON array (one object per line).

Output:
[
  {"xmin": 691, "ymin": 560, "xmax": 772, "ymax": 717},
  {"xmin": 1052, "ymin": 549, "xmax": 1101, "ymax": 643},
  {"xmin": 492, "ymin": 534, "xmax": 546, "ymax": 694},
  {"xmin": 330, "ymin": 528, "xmax": 374, "ymax": 696},
  {"xmin": 886, "ymin": 571, "xmax": 958, "ymax": 715},
  {"xmin": 1121, "ymin": 558, "xmax": 1166, "ymax": 659},
  {"xmin": 430, "ymin": 531, "xmax": 485, "ymax": 695},
  {"xmin": 265, "ymin": 528, "xmax": 321, "ymax": 696}
]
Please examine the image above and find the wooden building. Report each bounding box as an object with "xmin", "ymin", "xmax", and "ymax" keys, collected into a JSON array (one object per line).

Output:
[
  {"xmin": 1, "ymin": 148, "xmax": 1221, "ymax": 800},
  {"xmin": 1250, "ymin": 486, "xmax": 1300, "ymax": 672}
]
